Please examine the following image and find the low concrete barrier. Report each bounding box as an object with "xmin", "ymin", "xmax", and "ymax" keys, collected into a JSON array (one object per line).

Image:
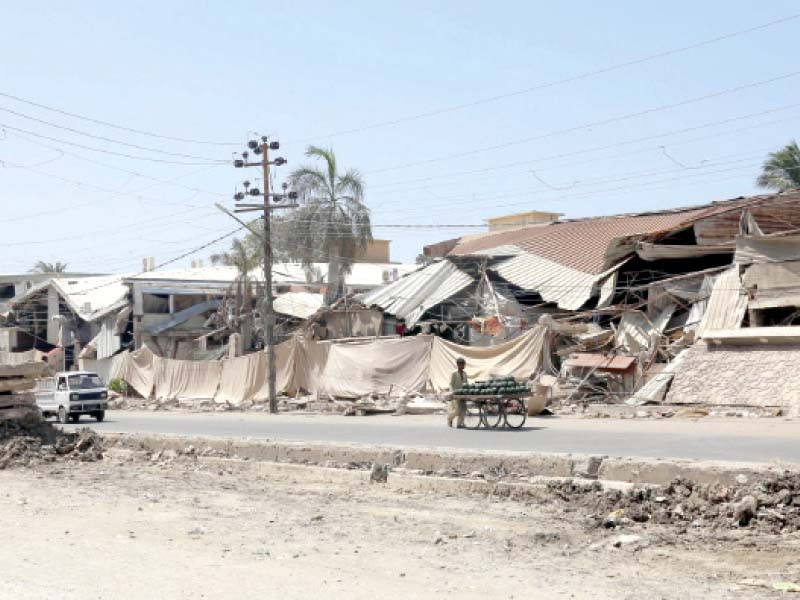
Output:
[{"xmin": 106, "ymin": 432, "xmax": 796, "ymax": 486}]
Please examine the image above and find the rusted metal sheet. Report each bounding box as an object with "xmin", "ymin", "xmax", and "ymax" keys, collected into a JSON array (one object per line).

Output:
[{"xmin": 692, "ymin": 192, "xmax": 800, "ymax": 245}]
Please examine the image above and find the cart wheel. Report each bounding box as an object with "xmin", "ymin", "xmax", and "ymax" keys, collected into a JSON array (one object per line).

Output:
[
  {"xmin": 463, "ymin": 401, "xmax": 483, "ymax": 429},
  {"xmin": 482, "ymin": 401, "xmax": 503, "ymax": 429},
  {"xmin": 504, "ymin": 398, "xmax": 527, "ymax": 429}
]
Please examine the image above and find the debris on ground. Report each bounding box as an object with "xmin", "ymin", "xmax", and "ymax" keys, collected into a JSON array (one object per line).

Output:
[
  {"xmin": 0, "ymin": 420, "xmax": 103, "ymax": 469},
  {"xmin": 547, "ymin": 473, "xmax": 800, "ymax": 533},
  {"xmin": 369, "ymin": 462, "xmax": 389, "ymax": 484},
  {"xmin": 109, "ymin": 392, "xmax": 448, "ymax": 417}
]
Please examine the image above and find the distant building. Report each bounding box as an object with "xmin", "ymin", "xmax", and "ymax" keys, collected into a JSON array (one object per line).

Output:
[
  {"xmin": 354, "ymin": 239, "xmax": 391, "ymax": 263},
  {"xmin": 484, "ymin": 210, "xmax": 563, "ymax": 232},
  {"xmin": 422, "ymin": 238, "xmax": 460, "ymax": 260}
]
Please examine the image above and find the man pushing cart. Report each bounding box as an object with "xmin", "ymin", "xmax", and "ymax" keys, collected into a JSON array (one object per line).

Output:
[{"xmin": 446, "ymin": 357, "xmax": 529, "ymax": 429}]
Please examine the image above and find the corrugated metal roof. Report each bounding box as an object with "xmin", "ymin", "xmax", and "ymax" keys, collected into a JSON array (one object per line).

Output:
[
  {"xmin": 491, "ymin": 254, "xmax": 622, "ymax": 310},
  {"xmin": 361, "ymin": 260, "xmax": 473, "ymax": 327},
  {"xmin": 273, "ymin": 292, "xmax": 324, "ymax": 319},
  {"xmin": 696, "ymin": 267, "xmax": 747, "ymax": 338},
  {"xmin": 451, "ymin": 191, "xmax": 800, "ymax": 275},
  {"xmin": 511, "ymin": 211, "xmax": 709, "ymax": 274},
  {"xmin": 692, "ymin": 191, "xmax": 800, "ymax": 245}
]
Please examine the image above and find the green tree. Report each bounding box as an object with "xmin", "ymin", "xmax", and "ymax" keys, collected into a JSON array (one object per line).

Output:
[
  {"xmin": 31, "ymin": 261, "xmax": 68, "ymax": 274},
  {"xmin": 210, "ymin": 238, "xmax": 261, "ymax": 315},
  {"xmin": 415, "ymin": 253, "xmax": 433, "ymax": 266},
  {"xmin": 757, "ymin": 141, "xmax": 800, "ymax": 191},
  {"xmin": 288, "ymin": 146, "xmax": 371, "ymax": 305}
]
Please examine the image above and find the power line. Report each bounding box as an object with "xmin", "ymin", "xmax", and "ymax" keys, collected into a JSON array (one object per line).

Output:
[
  {"xmin": 0, "ymin": 106, "xmax": 228, "ymax": 161},
  {"xmin": 0, "ymin": 91, "xmax": 239, "ymax": 146},
  {"xmin": 291, "ymin": 13, "xmax": 800, "ymax": 144},
  {"xmin": 4, "ymin": 129, "xmax": 228, "ymax": 199},
  {"xmin": 368, "ymin": 112, "xmax": 800, "ymax": 217},
  {"xmin": 367, "ymin": 102, "xmax": 800, "ymax": 193},
  {"xmin": 67, "ymin": 226, "xmax": 248, "ymax": 296},
  {"xmin": 365, "ymin": 70, "xmax": 800, "ymax": 174},
  {"xmin": 371, "ymin": 147, "xmax": 783, "ymax": 217},
  {"xmin": 0, "ymin": 156, "xmax": 212, "ymax": 210},
  {"xmin": 0, "ymin": 122, "xmax": 226, "ymax": 165}
]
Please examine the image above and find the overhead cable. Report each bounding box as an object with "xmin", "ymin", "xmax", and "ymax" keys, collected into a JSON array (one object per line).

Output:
[{"xmin": 292, "ymin": 13, "xmax": 800, "ymax": 143}]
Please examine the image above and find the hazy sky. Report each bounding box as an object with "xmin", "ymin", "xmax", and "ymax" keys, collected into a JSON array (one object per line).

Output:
[{"xmin": 1, "ymin": 1, "xmax": 798, "ymax": 274}]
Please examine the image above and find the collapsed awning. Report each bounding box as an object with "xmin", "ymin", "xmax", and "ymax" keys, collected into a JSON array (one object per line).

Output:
[
  {"xmin": 491, "ymin": 254, "xmax": 623, "ymax": 311},
  {"xmin": 636, "ymin": 242, "xmax": 733, "ymax": 261},
  {"xmin": 361, "ymin": 260, "xmax": 473, "ymax": 328}
]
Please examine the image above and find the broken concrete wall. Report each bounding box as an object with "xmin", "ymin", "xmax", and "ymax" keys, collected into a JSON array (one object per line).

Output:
[{"xmin": 666, "ymin": 341, "xmax": 800, "ymax": 413}]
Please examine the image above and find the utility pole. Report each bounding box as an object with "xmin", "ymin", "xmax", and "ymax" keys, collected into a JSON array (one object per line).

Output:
[{"xmin": 232, "ymin": 137, "xmax": 297, "ymax": 413}]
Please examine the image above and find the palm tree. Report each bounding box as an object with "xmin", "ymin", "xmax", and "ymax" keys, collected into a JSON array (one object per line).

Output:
[
  {"xmin": 757, "ymin": 141, "xmax": 800, "ymax": 191},
  {"xmin": 289, "ymin": 146, "xmax": 371, "ymax": 305},
  {"xmin": 31, "ymin": 261, "xmax": 68, "ymax": 274},
  {"xmin": 210, "ymin": 238, "xmax": 261, "ymax": 315}
]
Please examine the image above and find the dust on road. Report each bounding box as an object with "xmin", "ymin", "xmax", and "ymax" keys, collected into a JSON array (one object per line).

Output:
[{"xmin": 0, "ymin": 444, "xmax": 797, "ymax": 599}]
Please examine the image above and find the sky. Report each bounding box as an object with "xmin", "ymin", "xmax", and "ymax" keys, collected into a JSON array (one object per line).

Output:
[{"xmin": 1, "ymin": 1, "xmax": 798, "ymax": 274}]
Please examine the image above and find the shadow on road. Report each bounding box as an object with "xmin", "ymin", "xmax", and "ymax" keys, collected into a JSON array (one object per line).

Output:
[{"xmin": 464, "ymin": 426, "xmax": 546, "ymax": 433}]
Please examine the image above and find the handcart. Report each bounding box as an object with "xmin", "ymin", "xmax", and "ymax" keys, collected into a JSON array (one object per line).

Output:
[{"xmin": 454, "ymin": 377, "xmax": 529, "ymax": 429}]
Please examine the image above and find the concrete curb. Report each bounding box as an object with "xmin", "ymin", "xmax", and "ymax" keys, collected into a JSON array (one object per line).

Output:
[{"xmin": 105, "ymin": 432, "xmax": 798, "ymax": 486}]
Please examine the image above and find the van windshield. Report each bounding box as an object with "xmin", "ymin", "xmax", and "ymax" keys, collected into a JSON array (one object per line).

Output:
[{"xmin": 67, "ymin": 374, "xmax": 104, "ymax": 390}]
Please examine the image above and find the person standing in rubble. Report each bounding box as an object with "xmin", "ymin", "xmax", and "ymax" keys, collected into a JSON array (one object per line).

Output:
[{"xmin": 448, "ymin": 357, "xmax": 468, "ymax": 428}]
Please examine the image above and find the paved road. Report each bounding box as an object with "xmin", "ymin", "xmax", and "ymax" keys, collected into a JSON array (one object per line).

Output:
[{"xmin": 58, "ymin": 411, "xmax": 800, "ymax": 464}]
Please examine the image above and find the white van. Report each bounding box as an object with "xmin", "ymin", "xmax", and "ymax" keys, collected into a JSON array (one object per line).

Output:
[{"xmin": 34, "ymin": 371, "xmax": 109, "ymax": 424}]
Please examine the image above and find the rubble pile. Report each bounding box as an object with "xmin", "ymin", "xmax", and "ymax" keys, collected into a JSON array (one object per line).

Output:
[
  {"xmin": 0, "ymin": 354, "xmax": 50, "ymax": 424},
  {"xmin": 547, "ymin": 473, "xmax": 800, "ymax": 533},
  {"xmin": 108, "ymin": 391, "xmax": 447, "ymax": 416},
  {"xmin": 0, "ymin": 420, "xmax": 103, "ymax": 469}
]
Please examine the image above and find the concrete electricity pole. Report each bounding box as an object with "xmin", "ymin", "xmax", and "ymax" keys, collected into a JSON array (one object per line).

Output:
[{"xmin": 232, "ymin": 137, "xmax": 297, "ymax": 413}]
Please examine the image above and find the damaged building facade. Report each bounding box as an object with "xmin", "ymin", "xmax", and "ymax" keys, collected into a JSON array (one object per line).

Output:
[
  {"xmin": 0, "ymin": 275, "xmax": 129, "ymax": 372},
  {"xmin": 361, "ymin": 190, "xmax": 800, "ymax": 413}
]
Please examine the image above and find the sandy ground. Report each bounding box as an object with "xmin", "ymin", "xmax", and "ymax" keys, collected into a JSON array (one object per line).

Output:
[{"xmin": 0, "ymin": 448, "xmax": 798, "ymax": 599}]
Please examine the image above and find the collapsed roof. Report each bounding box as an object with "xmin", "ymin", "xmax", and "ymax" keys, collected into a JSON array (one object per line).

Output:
[
  {"xmin": 5, "ymin": 275, "xmax": 129, "ymax": 323},
  {"xmin": 364, "ymin": 190, "xmax": 800, "ymax": 319}
]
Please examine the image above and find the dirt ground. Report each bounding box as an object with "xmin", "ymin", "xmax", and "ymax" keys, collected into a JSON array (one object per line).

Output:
[{"xmin": 1, "ymin": 446, "xmax": 799, "ymax": 599}]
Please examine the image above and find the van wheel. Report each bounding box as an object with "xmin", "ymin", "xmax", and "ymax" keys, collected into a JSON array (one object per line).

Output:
[
  {"xmin": 94, "ymin": 410, "xmax": 105, "ymax": 423},
  {"xmin": 69, "ymin": 414, "xmax": 80, "ymax": 423},
  {"xmin": 57, "ymin": 407, "xmax": 68, "ymax": 424}
]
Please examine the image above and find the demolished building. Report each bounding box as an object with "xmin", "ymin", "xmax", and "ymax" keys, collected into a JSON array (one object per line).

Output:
[
  {"xmin": 0, "ymin": 275, "xmax": 129, "ymax": 371},
  {"xmin": 361, "ymin": 190, "xmax": 800, "ymax": 412},
  {"xmin": 123, "ymin": 261, "xmax": 417, "ymax": 359}
]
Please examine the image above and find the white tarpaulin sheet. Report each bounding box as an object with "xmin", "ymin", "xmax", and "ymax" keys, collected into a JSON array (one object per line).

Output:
[
  {"xmin": 116, "ymin": 346, "xmax": 156, "ymax": 397},
  {"xmin": 291, "ymin": 337, "xmax": 330, "ymax": 395},
  {"xmin": 252, "ymin": 338, "xmax": 300, "ymax": 401},
  {"xmin": 153, "ymin": 356, "xmax": 222, "ymax": 401},
  {"xmin": 316, "ymin": 336, "xmax": 432, "ymax": 398},
  {"xmin": 429, "ymin": 326, "xmax": 546, "ymax": 391},
  {"xmin": 117, "ymin": 328, "xmax": 547, "ymax": 401},
  {"xmin": 80, "ymin": 353, "xmax": 126, "ymax": 384},
  {"xmin": 215, "ymin": 351, "xmax": 266, "ymax": 406}
]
